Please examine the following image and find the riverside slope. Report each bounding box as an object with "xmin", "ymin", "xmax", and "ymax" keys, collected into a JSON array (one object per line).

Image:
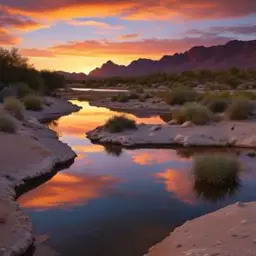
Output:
[{"xmin": 0, "ymin": 98, "xmax": 80, "ymax": 256}]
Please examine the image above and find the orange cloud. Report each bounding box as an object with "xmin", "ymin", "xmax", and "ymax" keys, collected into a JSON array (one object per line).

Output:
[
  {"xmin": 0, "ymin": 7, "xmax": 47, "ymax": 32},
  {"xmin": 48, "ymin": 37, "xmax": 231, "ymax": 58},
  {"xmin": 67, "ymin": 20, "xmax": 123, "ymax": 30},
  {"xmin": 20, "ymin": 48, "xmax": 55, "ymax": 57},
  {"xmin": 131, "ymin": 150, "xmax": 189, "ymax": 166},
  {"xmin": 21, "ymin": 36, "xmax": 232, "ymax": 73},
  {"xmin": 0, "ymin": 28, "xmax": 20, "ymax": 45},
  {"xmin": 19, "ymin": 172, "xmax": 119, "ymax": 210},
  {"xmin": 2, "ymin": 0, "xmax": 256, "ymax": 21},
  {"xmin": 155, "ymin": 169, "xmax": 195, "ymax": 204},
  {"xmin": 116, "ymin": 34, "xmax": 139, "ymax": 40}
]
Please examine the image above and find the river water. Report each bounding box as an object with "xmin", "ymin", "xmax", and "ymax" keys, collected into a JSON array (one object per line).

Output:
[{"xmin": 18, "ymin": 100, "xmax": 256, "ymax": 256}]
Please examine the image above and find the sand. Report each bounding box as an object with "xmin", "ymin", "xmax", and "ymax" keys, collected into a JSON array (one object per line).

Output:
[
  {"xmin": 146, "ymin": 202, "xmax": 256, "ymax": 256},
  {"xmin": 87, "ymin": 121, "xmax": 256, "ymax": 148},
  {"xmin": 0, "ymin": 97, "xmax": 80, "ymax": 256}
]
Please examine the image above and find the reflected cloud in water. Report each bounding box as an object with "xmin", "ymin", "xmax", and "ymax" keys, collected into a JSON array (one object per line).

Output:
[
  {"xmin": 47, "ymin": 101, "xmax": 165, "ymax": 138},
  {"xmin": 155, "ymin": 169, "xmax": 195, "ymax": 204},
  {"xmin": 130, "ymin": 150, "xmax": 190, "ymax": 166},
  {"xmin": 19, "ymin": 173, "xmax": 120, "ymax": 210}
]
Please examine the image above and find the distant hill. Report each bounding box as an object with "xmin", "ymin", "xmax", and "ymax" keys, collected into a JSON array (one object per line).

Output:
[
  {"xmin": 57, "ymin": 71, "xmax": 87, "ymax": 81},
  {"xmin": 88, "ymin": 40, "xmax": 256, "ymax": 78}
]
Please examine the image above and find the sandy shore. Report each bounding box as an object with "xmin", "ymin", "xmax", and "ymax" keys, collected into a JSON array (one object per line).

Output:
[
  {"xmin": 87, "ymin": 121, "xmax": 256, "ymax": 148},
  {"xmin": 146, "ymin": 202, "xmax": 256, "ymax": 256},
  {"xmin": 0, "ymin": 98, "xmax": 80, "ymax": 256}
]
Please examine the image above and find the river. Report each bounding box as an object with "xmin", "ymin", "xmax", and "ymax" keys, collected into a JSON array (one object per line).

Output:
[{"xmin": 18, "ymin": 100, "xmax": 256, "ymax": 256}]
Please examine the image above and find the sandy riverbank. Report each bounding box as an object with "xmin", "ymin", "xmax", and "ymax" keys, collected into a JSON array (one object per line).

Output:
[
  {"xmin": 0, "ymin": 98, "xmax": 80, "ymax": 256},
  {"xmin": 146, "ymin": 202, "xmax": 256, "ymax": 256},
  {"xmin": 86, "ymin": 121, "xmax": 256, "ymax": 148}
]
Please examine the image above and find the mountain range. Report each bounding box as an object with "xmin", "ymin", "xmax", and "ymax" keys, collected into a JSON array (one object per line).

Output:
[{"xmin": 59, "ymin": 40, "xmax": 256, "ymax": 79}]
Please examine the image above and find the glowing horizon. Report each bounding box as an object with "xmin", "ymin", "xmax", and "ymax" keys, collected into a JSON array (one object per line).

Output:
[{"xmin": 1, "ymin": 1, "xmax": 256, "ymax": 74}]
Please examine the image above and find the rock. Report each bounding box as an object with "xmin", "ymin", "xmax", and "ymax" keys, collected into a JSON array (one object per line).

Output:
[
  {"xmin": 174, "ymin": 134, "xmax": 185, "ymax": 144},
  {"xmin": 183, "ymin": 135, "xmax": 225, "ymax": 147},
  {"xmin": 181, "ymin": 121, "xmax": 194, "ymax": 128},
  {"xmin": 229, "ymin": 137, "xmax": 237, "ymax": 146},
  {"xmin": 150, "ymin": 125, "xmax": 162, "ymax": 132},
  {"xmin": 236, "ymin": 135, "xmax": 256, "ymax": 147},
  {"xmin": 168, "ymin": 119, "xmax": 178, "ymax": 125}
]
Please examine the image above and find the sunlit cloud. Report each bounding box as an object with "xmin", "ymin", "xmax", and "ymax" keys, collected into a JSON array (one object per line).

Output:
[
  {"xmin": 20, "ymin": 48, "xmax": 55, "ymax": 57},
  {"xmin": 19, "ymin": 173, "xmax": 120, "ymax": 210},
  {"xmin": 0, "ymin": 7, "xmax": 48, "ymax": 32},
  {"xmin": 49, "ymin": 37, "xmax": 232, "ymax": 58},
  {"xmin": 67, "ymin": 20, "xmax": 123, "ymax": 30},
  {"xmin": 187, "ymin": 25, "xmax": 256, "ymax": 37},
  {"xmin": 116, "ymin": 33, "xmax": 139, "ymax": 40},
  {"xmin": 2, "ymin": 0, "xmax": 256, "ymax": 21},
  {"xmin": 130, "ymin": 150, "xmax": 190, "ymax": 166},
  {"xmin": 0, "ymin": 27, "xmax": 20, "ymax": 45},
  {"xmin": 155, "ymin": 169, "xmax": 195, "ymax": 204}
]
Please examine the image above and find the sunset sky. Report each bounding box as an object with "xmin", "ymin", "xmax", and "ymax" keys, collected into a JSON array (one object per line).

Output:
[{"xmin": 1, "ymin": 1, "xmax": 256, "ymax": 73}]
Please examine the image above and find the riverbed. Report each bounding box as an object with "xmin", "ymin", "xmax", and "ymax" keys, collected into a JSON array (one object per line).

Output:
[{"xmin": 18, "ymin": 100, "xmax": 256, "ymax": 256}]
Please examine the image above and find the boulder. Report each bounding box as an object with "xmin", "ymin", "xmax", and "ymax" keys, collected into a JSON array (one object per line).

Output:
[
  {"xmin": 181, "ymin": 121, "xmax": 194, "ymax": 128},
  {"xmin": 168, "ymin": 119, "xmax": 178, "ymax": 125},
  {"xmin": 236, "ymin": 135, "xmax": 256, "ymax": 147},
  {"xmin": 174, "ymin": 134, "xmax": 185, "ymax": 144}
]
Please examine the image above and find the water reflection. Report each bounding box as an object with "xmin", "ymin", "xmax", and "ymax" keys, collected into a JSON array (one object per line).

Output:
[
  {"xmin": 155, "ymin": 169, "xmax": 195, "ymax": 204},
  {"xmin": 47, "ymin": 101, "xmax": 165, "ymax": 137},
  {"xmin": 104, "ymin": 144, "xmax": 123, "ymax": 157},
  {"xmin": 19, "ymin": 173, "xmax": 120, "ymax": 210},
  {"xmin": 18, "ymin": 100, "xmax": 256, "ymax": 256}
]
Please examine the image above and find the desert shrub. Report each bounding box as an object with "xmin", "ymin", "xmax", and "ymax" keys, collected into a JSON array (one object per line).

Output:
[
  {"xmin": 111, "ymin": 95, "xmax": 118, "ymax": 101},
  {"xmin": 207, "ymin": 98, "xmax": 229, "ymax": 113},
  {"xmin": 173, "ymin": 103, "xmax": 213, "ymax": 125},
  {"xmin": 0, "ymin": 114, "xmax": 17, "ymax": 133},
  {"xmin": 11, "ymin": 82, "xmax": 33, "ymax": 98},
  {"xmin": 165, "ymin": 87, "xmax": 197, "ymax": 105},
  {"xmin": 0, "ymin": 87, "xmax": 17, "ymax": 102},
  {"xmin": 128, "ymin": 91, "xmax": 139, "ymax": 99},
  {"xmin": 233, "ymin": 91, "xmax": 256, "ymax": 100},
  {"xmin": 227, "ymin": 98, "xmax": 255, "ymax": 120},
  {"xmin": 112, "ymin": 93, "xmax": 130, "ymax": 103},
  {"xmin": 3, "ymin": 97, "xmax": 24, "ymax": 120},
  {"xmin": 104, "ymin": 115, "xmax": 137, "ymax": 133},
  {"xmin": 23, "ymin": 95, "xmax": 43, "ymax": 111},
  {"xmin": 135, "ymin": 87, "xmax": 144, "ymax": 93},
  {"xmin": 193, "ymin": 154, "xmax": 240, "ymax": 186}
]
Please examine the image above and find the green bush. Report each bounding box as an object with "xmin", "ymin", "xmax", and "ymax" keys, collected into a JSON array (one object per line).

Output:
[
  {"xmin": 173, "ymin": 103, "xmax": 213, "ymax": 125},
  {"xmin": 227, "ymin": 98, "xmax": 255, "ymax": 120},
  {"xmin": 207, "ymin": 98, "xmax": 229, "ymax": 113},
  {"xmin": 3, "ymin": 97, "xmax": 24, "ymax": 120},
  {"xmin": 128, "ymin": 91, "xmax": 139, "ymax": 99},
  {"xmin": 0, "ymin": 114, "xmax": 17, "ymax": 133},
  {"xmin": 11, "ymin": 82, "xmax": 33, "ymax": 98},
  {"xmin": 105, "ymin": 115, "xmax": 137, "ymax": 133},
  {"xmin": 193, "ymin": 154, "xmax": 240, "ymax": 186},
  {"xmin": 23, "ymin": 95, "xmax": 43, "ymax": 111},
  {"xmin": 135, "ymin": 87, "xmax": 144, "ymax": 93},
  {"xmin": 165, "ymin": 87, "xmax": 197, "ymax": 105}
]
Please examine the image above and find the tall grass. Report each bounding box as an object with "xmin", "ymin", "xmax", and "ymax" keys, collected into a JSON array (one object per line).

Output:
[
  {"xmin": 23, "ymin": 95, "xmax": 43, "ymax": 111},
  {"xmin": 227, "ymin": 98, "xmax": 255, "ymax": 120},
  {"xmin": 173, "ymin": 102, "xmax": 213, "ymax": 125},
  {"xmin": 104, "ymin": 115, "xmax": 136, "ymax": 133},
  {"xmin": 0, "ymin": 114, "xmax": 17, "ymax": 133},
  {"xmin": 3, "ymin": 97, "xmax": 25, "ymax": 120},
  {"xmin": 193, "ymin": 154, "xmax": 240, "ymax": 186}
]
